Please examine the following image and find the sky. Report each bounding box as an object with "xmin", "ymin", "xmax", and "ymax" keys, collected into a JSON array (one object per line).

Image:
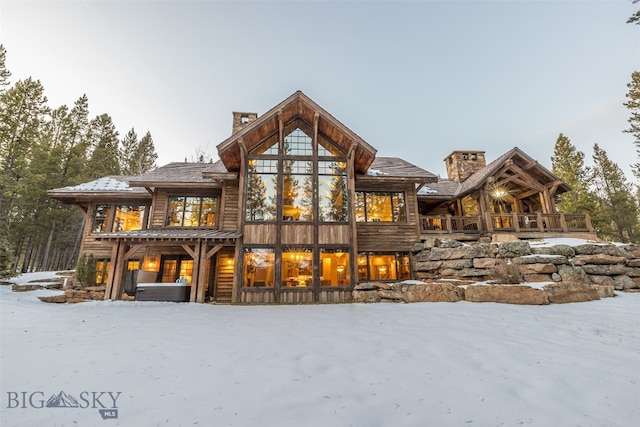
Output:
[
  {"xmin": 1, "ymin": 271, "xmax": 639, "ymax": 426},
  {"xmin": 1, "ymin": 0, "xmax": 639, "ymax": 180}
]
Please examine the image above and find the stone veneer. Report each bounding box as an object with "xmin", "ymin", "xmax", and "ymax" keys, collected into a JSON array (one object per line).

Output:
[{"xmin": 353, "ymin": 239, "xmax": 640, "ymax": 304}]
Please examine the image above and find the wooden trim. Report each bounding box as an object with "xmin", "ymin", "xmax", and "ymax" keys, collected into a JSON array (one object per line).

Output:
[
  {"xmin": 189, "ymin": 241, "xmax": 202, "ymax": 302},
  {"xmin": 196, "ymin": 242, "xmax": 208, "ymax": 303},
  {"xmin": 103, "ymin": 242, "xmax": 119, "ymax": 300},
  {"xmin": 181, "ymin": 244, "xmax": 196, "ymax": 259}
]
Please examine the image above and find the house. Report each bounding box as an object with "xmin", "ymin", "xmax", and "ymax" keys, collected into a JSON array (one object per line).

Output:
[{"xmin": 48, "ymin": 91, "xmax": 594, "ymax": 304}]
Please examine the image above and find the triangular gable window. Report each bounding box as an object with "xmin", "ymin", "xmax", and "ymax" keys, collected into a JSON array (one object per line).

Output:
[{"xmin": 284, "ymin": 128, "xmax": 312, "ymax": 156}]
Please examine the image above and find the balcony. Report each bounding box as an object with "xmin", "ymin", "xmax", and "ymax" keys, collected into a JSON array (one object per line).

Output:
[{"xmin": 420, "ymin": 212, "xmax": 594, "ymax": 239}]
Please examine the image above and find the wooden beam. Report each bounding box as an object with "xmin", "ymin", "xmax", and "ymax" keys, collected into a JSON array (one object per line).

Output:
[
  {"xmin": 181, "ymin": 244, "xmax": 196, "ymax": 259},
  {"xmin": 206, "ymin": 244, "xmax": 224, "ymax": 259},
  {"xmin": 110, "ymin": 242, "xmax": 128, "ymax": 301},
  {"xmin": 189, "ymin": 241, "xmax": 202, "ymax": 302},
  {"xmin": 124, "ymin": 245, "xmax": 144, "ymax": 259},
  {"xmin": 196, "ymin": 242, "xmax": 208, "ymax": 303},
  {"xmin": 103, "ymin": 243, "xmax": 119, "ymax": 300}
]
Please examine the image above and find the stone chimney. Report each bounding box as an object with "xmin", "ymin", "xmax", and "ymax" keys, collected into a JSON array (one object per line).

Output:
[
  {"xmin": 444, "ymin": 151, "xmax": 486, "ymax": 182},
  {"xmin": 232, "ymin": 112, "xmax": 258, "ymax": 134}
]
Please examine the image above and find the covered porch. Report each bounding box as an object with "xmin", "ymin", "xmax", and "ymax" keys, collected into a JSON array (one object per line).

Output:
[{"xmin": 96, "ymin": 228, "xmax": 241, "ymax": 303}]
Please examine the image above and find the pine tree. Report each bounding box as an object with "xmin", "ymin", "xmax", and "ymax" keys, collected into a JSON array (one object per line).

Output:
[
  {"xmin": 551, "ymin": 133, "xmax": 596, "ymax": 214},
  {"xmin": 86, "ymin": 113, "xmax": 120, "ymax": 178},
  {"xmin": 591, "ymin": 144, "xmax": 639, "ymax": 243},
  {"xmin": 133, "ymin": 131, "xmax": 158, "ymax": 174},
  {"xmin": 119, "ymin": 127, "xmax": 138, "ymax": 175},
  {"xmin": 0, "ymin": 45, "xmax": 11, "ymax": 95},
  {"xmin": 623, "ymin": 71, "xmax": 640, "ymax": 179}
]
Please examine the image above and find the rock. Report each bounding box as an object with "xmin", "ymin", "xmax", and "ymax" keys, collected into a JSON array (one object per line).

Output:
[
  {"xmin": 573, "ymin": 244, "xmax": 629, "ymax": 258},
  {"xmin": 557, "ymin": 265, "xmax": 590, "ymax": 283},
  {"xmin": 373, "ymin": 282, "xmax": 392, "ymax": 290},
  {"xmin": 473, "ymin": 258, "xmax": 500, "ymax": 269},
  {"xmin": 354, "ymin": 283, "xmax": 377, "ymax": 290},
  {"xmin": 441, "ymin": 259, "xmax": 473, "ymax": 269},
  {"xmin": 625, "ymin": 267, "xmax": 640, "ymax": 277},
  {"xmin": 589, "ymin": 275, "xmax": 615, "ymax": 287},
  {"xmin": 551, "ymin": 273, "xmax": 562, "ymax": 282},
  {"xmin": 428, "ymin": 247, "xmax": 468, "ymax": 261},
  {"xmin": 352, "ymin": 290, "xmax": 381, "ymax": 303},
  {"xmin": 395, "ymin": 283, "xmax": 465, "ymax": 303},
  {"xmin": 543, "ymin": 282, "xmax": 599, "ymax": 303},
  {"xmin": 627, "ymin": 259, "xmax": 640, "ymax": 268},
  {"xmin": 580, "ymin": 264, "xmax": 631, "ymax": 276},
  {"xmin": 515, "ymin": 255, "xmax": 568, "ymax": 265},
  {"xmin": 464, "ymin": 285, "xmax": 549, "ymax": 305},
  {"xmin": 414, "ymin": 260, "xmax": 443, "ymax": 271},
  {"xmin": 523, "ymin": 274, "xmax": 553, "ymax": 282},
  {"xmin": 496, "ymin": 241, "xmax": 532, "ymax": 258},
  {"xmin": 592, "ymin": 285, "xmax": 615, "ymax": 298},
  {"xmin": 531, "ymin": 245, "xmax": 576, "ymax": 257},
  {"xmin": 438, "ymin": 239, "xmax": 464, "ymax": 248},
  {"xmin": 573, "ymin": 254, "xmax": 627, "ymax": 265},
  {"xmin": 518, "ymin": 263, "xmax": 557, "ymax": 274},
  {"xmin": 613, "ymin": 275, "xmax": 636, "ymax": 290},
  {"xmin": 441, "ymin": 268, "xmax": 489, "ymax": 278},
  {"xmin": 38, "ymin": 295, "xmax": 68, "ymax": 303},
  {"xmin": 12, "ymin": 284, "xmax": 44, "ymax": 292},
  {"xmin": 377, "ymin": 290, "xmax": 404, "ymax": 302},
  {"xmin": 415, "ymin": 272, "xmax": 439, "ymax": 280},
  {"xmin": 413, "ymin": 242, "xmax": 426, "ymax": 252},
  {"xmin": 464, "ymin": 243, "xmax": 491, "ymax": 259}
]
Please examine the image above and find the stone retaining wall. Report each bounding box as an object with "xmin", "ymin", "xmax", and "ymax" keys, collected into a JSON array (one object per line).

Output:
[{"xmin": 353, "ymin": 239, "xmax": 640, "ymax": 304}]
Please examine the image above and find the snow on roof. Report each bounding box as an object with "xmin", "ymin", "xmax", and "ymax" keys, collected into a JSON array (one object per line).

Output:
[{"xmin": 54, "ymin": 176, "xmax": 141, "ymax": 193}]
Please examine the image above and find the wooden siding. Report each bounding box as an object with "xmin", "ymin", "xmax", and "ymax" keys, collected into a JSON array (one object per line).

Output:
[
  {"xmin": 280, "ymin": 224, "xmax": 314, "ymax": 245},
  {"xmin": 243, "ymin": 224, "xmax": 278, "ymax": 244},
  {"xmin": 354, "ymin": 182, "xmax": 421, "ymax": 252},
  {"xmin": 214, "ymin": 250, "xmax": 234, "ymax": 302},
  {"xmin": 239, "ymin": 289, "xmax": 351, "ymax": 304},
  {"xmin": 221, "ymin": 180, "xmax": 239, "ymax": 230},
  {"xmin": 317, "ymin": 225, "xmax": 351, "ymax": 245},
  {"xmin": 151, "ymin": 190, "xmax": 170, "ymax": 228}
]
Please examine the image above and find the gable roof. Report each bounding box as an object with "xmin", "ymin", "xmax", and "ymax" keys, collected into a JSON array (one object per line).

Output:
[
  {"xmin": 216, "ymin": 91, "xmax": 377, "ymax": 173},
  {"xmin": 127, "ymin": 161, "xmax": 234, "ymax": 188},
  {"xmin": 418, "ymin": 147, "xmax": 571, "ymax": 200},
  {"xmin": 363, "ymin": 157, "xmax": 438, "ymax": 182},
  {"xmin": 48, "ymin": 176, "xmax": 151, "ymax": 203}
]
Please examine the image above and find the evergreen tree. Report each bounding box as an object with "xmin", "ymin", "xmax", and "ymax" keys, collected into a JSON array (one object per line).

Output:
[
  {"xmin": 624, "ymin": 71, "xmax": 640, "ymax": 179},
  {"xmin": 87, "ymin": 113, "xmax": 120, "ymax": 178},
  {"xmin": 327, "ymin": 162, "xmax": 348, "ymax": 221},
  {"xmin": 627, "ymin": 0, "xmax": 640, "ymax": 25},
  {"xmin": 245, "ymin": 160, "xmax": 267, "ymax": 220},
  {"xmin": 591, "ymin": 144, "xmax": 639, "ymax": 243},
  {"xmin": 132, "ymin": 131, "xmax": 158, "ymax": 174},
  {"xmin": 119, "ymin": 127, "xmax": 138, "ymax": 175},
  {"xmin": 551, "ymin": 133, "xmax": 596, "ymax": 214},
  {"xmin": 0, "ymin": 45, "xmax": 11, "ymax": 95}
]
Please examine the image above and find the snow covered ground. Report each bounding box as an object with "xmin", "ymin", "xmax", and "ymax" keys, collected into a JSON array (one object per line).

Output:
[{"xmin": 1, "ymin": 272, "xmax": 639, "ymax": 427}]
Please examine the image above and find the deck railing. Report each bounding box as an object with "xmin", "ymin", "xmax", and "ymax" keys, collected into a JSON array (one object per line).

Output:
[{"xmin": 420, "ymin": 212, "xmax": 593, "ymax": 235}]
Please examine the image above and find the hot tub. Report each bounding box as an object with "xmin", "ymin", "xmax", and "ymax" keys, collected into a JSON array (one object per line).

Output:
[{"xmin": 135, "ymin": 283, "xmax": 191, "ymax": 302}]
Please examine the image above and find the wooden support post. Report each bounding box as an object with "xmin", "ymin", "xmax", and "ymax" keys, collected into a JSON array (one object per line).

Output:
[
  {"xmin": 512, "ymin": 212, "xmax": 520, "ymax": 232},
  {"xmin": 445, "ymin": 215, "xmax": 453, "ymax": 234},
  {"xmin": 537, "ymin": 212, "xmax": 544, "ymax": 232},
  {"xmin": 484, "ymin": 211, "xmax": 494, "ymax": 232},
  {"xmin": 110, "ymin": 242, "xmax": 128, "ymax": 301},
  {"xmin": 196, "ymin": 242, "xmax": 208, "ymax": 303},
  {"xmin": 190, "ymin": 241, "xmax": 202, "ymax": 303},
  {"xmin": 584, "ymin": 212, "xmax": 594, "ymax": 232},
  {"xmin": 104, "ymin": 243, "xmax": 120, "ymax": 300}
]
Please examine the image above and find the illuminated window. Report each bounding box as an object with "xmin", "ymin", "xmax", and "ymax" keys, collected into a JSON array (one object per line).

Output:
[
  {"xmin": 355, "ymin": 192, "xmax": 406, "ymax": 222},
  {"xmin": 284, "ymin": 128, "xmax": 312, "ymax": 156},
  {"xmin": 319, "ymin": 248, "xmax": 350, "ymax": 286},
  {"xmin": 167, "ymin": 196, "xmax": 217, "ymax": 227},
  {"xmin": 112, "ymin": 205, "xmax": 146, "ymax": 232},
  {"xmin": 282, "ymin": 248, "xmax": 313, "ymax": 287},
  {"xmin": 244, "ymin": 248, "xmax": 275, "ymax": 288},
  {"xmin": 95, "ymin": 259, "xmax": 111, "ymax": 285},
  {"xmin": 357, "ymin": 252, "xmax": 410, "ymax": 281},
  {"xmin": 160, "ymin": 256, "xmax": 193, "ymax": 283}
]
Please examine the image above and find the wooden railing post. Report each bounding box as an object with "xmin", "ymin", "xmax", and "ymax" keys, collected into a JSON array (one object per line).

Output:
[
  {"xmin": 484, "ymin": 212, "xmax": 494, "ymax": 232},
  {"xmin": 584, "ymin": 212, "xmax": 594, "ymax": 232},
  {"xmin": 559, "ymin": 213, "xmax": 568, "ymax": 232},
  {"xmin": 445, "ymin": 215, "xmax": 453, "ymax": 234},
  {"xmin": 536, "ymin": 212, "xmax": 544, "ymax": 232},
  {"xmin": 512, "ymin": 212, "xmax": 520, "ymax": 232}
]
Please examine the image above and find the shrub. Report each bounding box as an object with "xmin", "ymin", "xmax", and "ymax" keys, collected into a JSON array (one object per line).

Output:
[
  {"xmin": 490, "ymin": 259, "xmax": 524, "ymax": 284},
  {"xmin": 75, "ymin": 253, "xmax": 97, "ymax": 287},
  {"xmin": 0, "ymin": 239, "xmax": 16, "ymax": 279}
]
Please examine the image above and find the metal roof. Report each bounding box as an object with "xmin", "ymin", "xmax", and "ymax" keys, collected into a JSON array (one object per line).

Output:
[{"xmin": 93, "ymin": 228, "xmax": 241, "ymax": 242}]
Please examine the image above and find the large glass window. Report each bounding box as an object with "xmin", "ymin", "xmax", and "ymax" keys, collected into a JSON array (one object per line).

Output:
[
  {"xmin": 282, "ymin": 161, "xmax": 313, "ymax": 221},
  {"xmin": 244, "ymin": 248, "xmax": 275, "ymax": 287},
  {"xmin": 95, "ymin": 259, "xmax": 111, "ymax": 285},
  {"xmin": 355, "ymin": 192, "xmax": 406, "ymax": 222},
  {"xmin": 160, "ymin": 256, "xmax": 193, "ymax": 283},
  {"xmin": 112, "ymin": 205, "xmax": 147, "ymax": 232},
  {"xmin": 283, "ymin": 128, "xmax": 313, "ymax": 156},
  {"xmin": 167, "ymin": 196, "xmax": 217, "ymax": 227},
  {"xmin": 318, "ymin": 161, "xmax": 348, "ymax": 222},
  {"xmin": 357, "ymin": 252, "xmax": 410, "ymax": 281},
  {"xmin": 92, "ymin": 204, "xmax": 112, "ymax": 232},
  {"xmin": 282, "ymin": 248, "xmax": 313, "ymax": 287},
  {"xmin": 319, "ymin": 248, "xmax": 350, "ymax": 286},
  {"xmin": 246, "ymin": 160, "xmax": 277, "ymax": 221}
]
